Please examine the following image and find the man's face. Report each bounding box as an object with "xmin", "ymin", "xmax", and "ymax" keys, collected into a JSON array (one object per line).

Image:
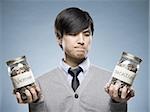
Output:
[{"xmin": 58, "ymin": 28, "xmax": 92, "ymax": 61}]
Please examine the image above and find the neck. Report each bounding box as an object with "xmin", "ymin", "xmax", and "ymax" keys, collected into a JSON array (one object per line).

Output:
[{"xmin": 64, "ymin": 57, "xmax": 86, "ymax": 67}]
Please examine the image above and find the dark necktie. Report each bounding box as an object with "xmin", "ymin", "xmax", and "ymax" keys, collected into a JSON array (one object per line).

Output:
[{"xmin": 68, "ymin": 67, "xmax": 83, "ymax": 92}]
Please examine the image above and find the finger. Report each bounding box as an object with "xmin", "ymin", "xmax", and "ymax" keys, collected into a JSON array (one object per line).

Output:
[
  {"xmin": 121, "ymin": 85, "xmax": 128, "ymax": 99},
  {"xmin": 35, "ymin": 85, "xmax": 41, "ymax": 95},
  {"xmin": 25, "ymin": 89, "xmax": 33, "ymax": 103},
  {"xmin": 16, "ymin": 92, "xmax": 23, "ymax": 103},
  {"xmin": 126, "ymin": 88, "xmax": 135, "ymax": 100},
  {"xmin": 108, "ymin": 84, "xmax": 114, "ymax": 97},
  {"xmin": 104, "ymin": 83, "xmax": 110, "ymax": 93},
  {"xmin": 29, "ymin": 87, "xmax": 38, "ymax": 102},
  {"xmin": 129, "ymin": 89, "xmax": 135, "ymax": 97},
  {"xmin": 128, "ymin": 87, "xmax": 135, "ymax": 97},
  {"xmin": 113, "ymin": 83, "xmax": 120, "ymax": 98}
]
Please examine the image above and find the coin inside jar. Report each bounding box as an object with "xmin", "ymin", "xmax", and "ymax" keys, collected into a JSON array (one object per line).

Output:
[
  {"xmin": 6, "ymin": 56, "xmax": 36, "ymax": 102},
  {"xmin": 110, "ymin": 52, "xmax": 142, "ymax": 97}
]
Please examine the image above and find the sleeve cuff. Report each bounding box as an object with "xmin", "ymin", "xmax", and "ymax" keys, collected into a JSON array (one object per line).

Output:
[{"xmin": 109, "ymin": 99, "xmax": 127, "ymax": 112}]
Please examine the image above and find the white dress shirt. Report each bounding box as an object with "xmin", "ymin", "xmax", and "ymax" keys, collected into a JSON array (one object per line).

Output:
[{"xmin": 59, "ymin": 58, "xmax": 90, "ymax": 86}]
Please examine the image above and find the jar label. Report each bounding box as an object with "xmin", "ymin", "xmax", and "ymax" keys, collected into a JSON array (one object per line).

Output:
[
  {"xmin": 11, "ymin": 70, "xmax": 35, "ymax": 89},
  {"xmin": 112, "ymin": 65, "xmax": 136, "ymax": 85}
]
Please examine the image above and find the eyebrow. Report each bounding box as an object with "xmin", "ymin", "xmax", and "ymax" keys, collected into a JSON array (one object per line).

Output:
[{"xmin": 82, "ymin": 29, "xmax": 91, "ymax": 33}]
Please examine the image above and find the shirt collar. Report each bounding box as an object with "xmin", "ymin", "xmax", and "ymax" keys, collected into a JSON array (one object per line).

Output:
[{"xmin": 60, "ymin": 58, "xmax": 90, "ymax": 74}]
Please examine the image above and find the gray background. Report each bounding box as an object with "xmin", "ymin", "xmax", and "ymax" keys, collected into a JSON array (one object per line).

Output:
[{"xmin": 0, "ymin": 0, "xmax": 149, "ymax": 112}]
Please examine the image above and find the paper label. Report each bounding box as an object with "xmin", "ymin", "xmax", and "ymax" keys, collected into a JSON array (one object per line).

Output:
[
  {"xmin": 112, "ymin": 65, "xmax": 136, "ymax": 85},
  {"xmin": 11, "ymin": 70, "xmax": 35, "ymax": 89}
]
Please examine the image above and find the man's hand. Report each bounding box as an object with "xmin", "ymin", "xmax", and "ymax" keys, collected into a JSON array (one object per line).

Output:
[
  {"xmin": 15, "ymin": 85, "xmax": 41, "ymax": 104},
  {"xmin": 104, "ymin": 83, "xmax": 135, "ymax": 103}
]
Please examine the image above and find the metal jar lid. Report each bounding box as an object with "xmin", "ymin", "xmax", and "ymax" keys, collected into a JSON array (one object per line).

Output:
[
  {"xmin": 6, "ymin": 56, "xmax": 26, "ymax": 66},
  {"xmin": 122, "ymin": 52, "xmax": 142, "ymax": 64}
]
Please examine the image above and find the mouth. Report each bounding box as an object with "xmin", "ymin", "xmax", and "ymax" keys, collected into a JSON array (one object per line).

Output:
[
  {"xmin": 75, "ymin": 46, "xmax": 85, "ymax": 49},
  {"xmin": 74, "ymin": 46, "xmax": 85, "ymax": 49},
  {"xmin": 74, "ymin": 47, "xmax": 86, "ymax": 52}
]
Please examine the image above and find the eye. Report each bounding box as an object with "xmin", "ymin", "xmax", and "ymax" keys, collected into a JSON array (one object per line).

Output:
[
  {"xmin": 83, "ymin": 31, "xmax": 91, "ymax": 37},
  {"xmin": 84, "ymin": 33, "xmax": 90, "ymax": 36},
  {"xmin": 68, "ymin": 33, "xmax": 77, "ymax": 36}
]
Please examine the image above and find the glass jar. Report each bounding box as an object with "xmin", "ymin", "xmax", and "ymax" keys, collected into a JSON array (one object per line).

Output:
[
  {"xmin": 6, "ymin": 56, "xmax": 36, "ymax": 101},
  {"xmin": 110, "ymin": 52, "xmax": 142, "ymax": 96}
]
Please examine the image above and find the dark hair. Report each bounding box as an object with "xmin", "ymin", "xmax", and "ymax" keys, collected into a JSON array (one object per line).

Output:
[{"xmin": 54, "ymin": 7, "xmax": 94, "ymax": 39}]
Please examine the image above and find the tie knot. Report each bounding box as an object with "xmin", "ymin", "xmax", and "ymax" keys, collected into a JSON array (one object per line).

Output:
[{"xmin": 68, "ymin": 66, "xmax": 83, "ymax": 77}]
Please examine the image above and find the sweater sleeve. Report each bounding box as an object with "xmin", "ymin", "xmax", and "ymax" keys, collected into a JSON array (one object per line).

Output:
[
  {"xmin": 28, "ymin": 78, "xmax": 45, "ymax": 112},
  {"xmin": 29, "ymin": 101, "xmax": 45, "ymax": 112},
  {"xmin": 109, "ymin": 99, "xmax": 127, "ymax": 112}
]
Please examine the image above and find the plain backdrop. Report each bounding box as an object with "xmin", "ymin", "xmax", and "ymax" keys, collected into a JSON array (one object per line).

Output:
[{"xmin": 0, "ymin": 0, "xmax": 149, "ymax": 112}]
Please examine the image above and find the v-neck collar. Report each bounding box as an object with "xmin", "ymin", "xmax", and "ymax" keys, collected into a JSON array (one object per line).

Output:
[{"xmin": 57, "ymin": 65, "xmax": 94, "ymax": 95}]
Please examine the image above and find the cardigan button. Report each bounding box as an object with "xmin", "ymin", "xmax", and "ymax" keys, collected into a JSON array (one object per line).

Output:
[{"xmin": 74, "ymin": 94, "xmax": 79, "ymax": 99}]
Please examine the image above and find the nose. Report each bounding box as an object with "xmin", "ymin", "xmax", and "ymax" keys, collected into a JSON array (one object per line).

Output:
[{"xmin": 77, "ymin": 33, "xmax": 84, "ymax": 45}]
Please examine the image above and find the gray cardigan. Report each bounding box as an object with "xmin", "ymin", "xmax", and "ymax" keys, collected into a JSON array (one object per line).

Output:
[{"xmin": 29, "ymin": 65, "xmax": 127, "ymax": 112}]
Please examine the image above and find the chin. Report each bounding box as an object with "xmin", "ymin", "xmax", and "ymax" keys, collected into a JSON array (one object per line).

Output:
[{"xmin": 76, "ymin": 54, "xmax": 86, "ymax": 59}]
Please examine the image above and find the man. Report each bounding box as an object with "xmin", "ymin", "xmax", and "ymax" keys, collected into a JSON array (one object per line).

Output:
[{"xmin": 16, "ymin": 7, "xmax": 134, "ymax": 112}]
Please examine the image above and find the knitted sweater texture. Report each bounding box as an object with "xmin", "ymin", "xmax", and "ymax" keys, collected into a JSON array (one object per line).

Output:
[{"xmin": 29, "ymin": 65, "xmax": 127, "ymax": 112}]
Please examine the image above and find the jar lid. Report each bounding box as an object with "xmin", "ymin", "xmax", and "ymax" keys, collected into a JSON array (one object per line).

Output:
[
  {"xmin": 122, "ymin": 52, "xmax": 142, "ymax": 63},
  {"xmin": 6, "ymin": 56, "xmax": 26, "ymax": 66}
]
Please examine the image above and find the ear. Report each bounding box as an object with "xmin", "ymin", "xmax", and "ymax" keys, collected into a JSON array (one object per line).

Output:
[{"xmin": 56, "ymin": 37, "xmax": 63, "ymax": 48}]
